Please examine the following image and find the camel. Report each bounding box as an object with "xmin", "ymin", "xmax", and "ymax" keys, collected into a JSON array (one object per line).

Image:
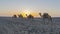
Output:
[
  {"xmin": 27, "ymin": 14, "xmax": 34, "ymax": 19},
  {"xmin": 13, "ymin": 14, "xmax": 17, "ymax": 18},
  {"xmin": 39, "ymin": 13, "xmax": 52, "ymax": 24},
  {"xmin": 18, "ymin": 14, "xmax": 23, "ymax": 18}
]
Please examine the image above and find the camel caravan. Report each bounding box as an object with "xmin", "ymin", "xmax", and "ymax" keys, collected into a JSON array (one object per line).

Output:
[
  {"xmin": 12, "ymin": 14, "xmax": 34, "ymax": 19},
  {"xmin": 12, "ymin": 13, "xmax": 52, "ymax": 23},
  {"xmin": 12, "ymin": 14, "xmax": 23, "ymax": 18}
]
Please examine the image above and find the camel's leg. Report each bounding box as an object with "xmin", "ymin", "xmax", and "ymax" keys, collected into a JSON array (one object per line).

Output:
[
  {"xmin": 42, "ymin": 18, "xmax": 46, "ymax": 25},
  {"xmin": 49, "ymin": 16, "xmax": 53, "ymax": 22},
  {"xmin": 48, "ymin": 17, "xmax": 53, "ymax": 25},
  {"xmin": 43, "ymin": 18, "xmax": 50, "ymax": 25},
  {"xmin": 50, "ymin": 19, "xmax": 52, "ymax": 25},
  {"xmin": 43, "ymin": 18, "xmax": 49, "ymax": 25}
]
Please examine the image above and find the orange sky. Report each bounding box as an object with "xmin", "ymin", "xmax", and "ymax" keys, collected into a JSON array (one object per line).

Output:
[{"xmin": 0, "ymin": 9, "xmax": 60, "ymax": 17}]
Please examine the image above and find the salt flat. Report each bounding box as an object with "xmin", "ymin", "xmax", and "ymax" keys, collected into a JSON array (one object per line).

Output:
[{"xmin": 0, "ymin": 17, "xmax": 60, "ymax": 34}]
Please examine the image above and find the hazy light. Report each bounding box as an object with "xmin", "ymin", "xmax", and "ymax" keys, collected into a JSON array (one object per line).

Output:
[
  {"xmin": 24, "ymin": 10, "xmax": 30, "ymax": 16},
  {"xmin": 20, "ymin": 9, "xmax": 31, "ymax": 17}
]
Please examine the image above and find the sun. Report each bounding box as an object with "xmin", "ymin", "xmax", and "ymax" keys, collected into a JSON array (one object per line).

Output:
[
  {"xmin": 24, "ymin": 10, "xmax": 30, "ymax": 16},
  {"xmin": 21, "ymin": 10, "xmax": 30, "ymax": 17}
]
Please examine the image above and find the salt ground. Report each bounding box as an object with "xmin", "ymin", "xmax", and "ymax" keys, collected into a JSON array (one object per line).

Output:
[{"xmin": 0, "ymin": 17, "xmax": 60, "ymax": 34}]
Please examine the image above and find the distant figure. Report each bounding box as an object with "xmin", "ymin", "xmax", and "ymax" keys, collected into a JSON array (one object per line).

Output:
[
  {"xmin": 18, "ymin": 14, "xmax": 23, "ymax": 18},
  {"xmin": 39, "ymin": 13, "xmax": 52, "ymax": 24},
  {"xmin": 13, "ymin": 14, "xmax": 17, "ymax": 18},
  {"xmin": 27, "ymin": 14, "xmax": 34, "ymax": 19}
]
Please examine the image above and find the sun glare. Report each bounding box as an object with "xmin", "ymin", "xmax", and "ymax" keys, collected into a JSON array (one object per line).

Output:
[
  {"xmin": 24, "ymin": 10, "xmax": 30, "ymax": 16},
  {"xmin": 21, "ymin": 10, "xmax": 30, "ymax": 17}
]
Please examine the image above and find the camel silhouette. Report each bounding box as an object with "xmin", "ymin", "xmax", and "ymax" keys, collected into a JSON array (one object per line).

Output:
[
  {"xmin": 18, "ymin": 14, "xmax": 23, "ymax": 18},
  {"xmin": 13, "ymin": 14, "xmax": 17, "ymax": 18},
  {"xmin": 39, "ymin": 13, "xmax": 52, "ymax": 24},
  {"xmin": 27, "ymin": 14, "xmax": 34, "ymax": 19}
]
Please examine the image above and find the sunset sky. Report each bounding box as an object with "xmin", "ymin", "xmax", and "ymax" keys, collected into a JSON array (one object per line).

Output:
[{"xmin": 0, "ymin": 0, "xmax": 60, "ymax": 17}]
